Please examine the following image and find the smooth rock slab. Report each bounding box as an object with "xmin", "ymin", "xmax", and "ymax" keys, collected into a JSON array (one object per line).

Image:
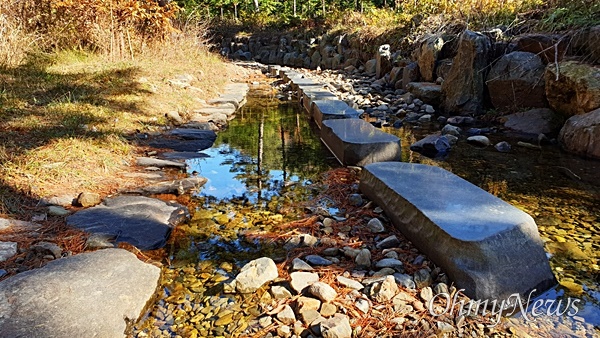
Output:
[
  {"xmin": 302, "ymin": 89, "xmax": 338, "ymax": 115},
  {"xmin": 67, "ymin": 196, "xmax": 188, "ymax": 250},
  {"xmin": 312, "ymin": 100, "xmax": 361, "ymax": 129},
  {"xmin": 128, "ymin": 177, "xmax": 208, "ymax": 195},
  {"xmin": 0, "ymin": 249, "xmax": 160, "ymax": 338},
  {"xmin": 147, "ymin": 132, "xmax": 216, "ymax": 153},
  {"xmin": 320, "ymin": 119, "xmax": 401, "ymax": 166},
  {"xmin": 359, "ymin": 162, "xmax": 555, "ymax": 301}
]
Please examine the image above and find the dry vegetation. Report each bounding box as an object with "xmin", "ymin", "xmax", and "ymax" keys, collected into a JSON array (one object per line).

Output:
[{"xmin": 0, "ymin": 0, "xmax": 233, "ymax": 215}]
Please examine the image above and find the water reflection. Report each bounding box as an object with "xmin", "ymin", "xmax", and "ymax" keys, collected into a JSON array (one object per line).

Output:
[{"xmin": 186, "ymin": 100, "xmax": 335, "ymax": 205}]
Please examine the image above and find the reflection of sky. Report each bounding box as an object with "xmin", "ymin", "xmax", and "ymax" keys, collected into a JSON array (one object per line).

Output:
[{"xmin": 186, "ymin": 145, "xmax": 301, "ymax": 203}]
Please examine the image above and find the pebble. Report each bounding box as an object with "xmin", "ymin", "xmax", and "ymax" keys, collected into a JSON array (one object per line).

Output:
[
  {"xmin": 393, "ymin": 273, "xmax": 416, "ymax": 289},
  {"xmin": 320, "ymin": 303, "xmax": 337, "ymax": 317},
  {"xmin": 467, "ymin": 135, "xmax": 490, "ymax": 147},
  {"xmin": 297, "ymin": 296, "xmax": 321, "ymax": 312},
  {"xmin": 322, "ymin": 247, "xmax": 339, "ymax": 256},
  {"xmin": 76, "ymin": 192, "xmax": 101, "ymax": 207},
  {"xmin": 355, "ymin": 298, "xmax": 370, "ymax": 313},
  {"xmin": 305, "ymin": 254, "xmax": 333, "ymax": 266},
  {"xmin": 414, "ymin": 268, "xmax": 433, "ymax": 288},
  {"xmin": 276, "ymin": 305, "xmax": 296, "ymax": 325},
  {"xmin": 271, "ymin": 285, "xmax": 293, "ymax": 299},
  {"xmin": 292, "ymin": 257, "xmax": 314, "ymax": 271},
  {"xmin": 376, "ymin": 235, "xmax": 400, "ymax": 249},
  {"xmin": 48, "ymin": 206, "xmax": 70, "ymax": 216},
  {"xmin": 420, "ymin": 286, "xmax": 434, "ymax": 303},
  {"xmin": 375, "ymin": 258, "xmax": 403, "ymax": 270},
  {"xmin": 348, "ymin": 194, "xmax": 363, "ymax": 206},
  {"xmin": 369, "ymin": 275, "xmax": 399, "ymax": 302},
  {"xmin": 495, "ymin": 141, "xmax": 512, "ymax": 152},
  {"xmin": 290, "ymin": 272, "xmax": 319, "ymax": 293},
  {"xmin": 367, "ymin": 218, "xmax": 385, "ymax": 233},
  {"xmin": 355, "ymin": 249, "xmax": 372, "ymax": 268},
  {"xmin": 308, "ymin": 282, "xmax": 338, "ymax": 302},
  {"xmin": 336, "ymin": 276, "xmax": 364, "ymax": 290}
]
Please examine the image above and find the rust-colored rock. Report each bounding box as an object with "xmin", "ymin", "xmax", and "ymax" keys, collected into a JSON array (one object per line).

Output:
[{"xmin": 545, "ymin": 61, "xmax": 600, "ymax": 117}]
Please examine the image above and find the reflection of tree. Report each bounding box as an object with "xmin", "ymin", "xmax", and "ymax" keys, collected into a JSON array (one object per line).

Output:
[{"xmin": 214, "ymin": 102, "xmax": 332, "ymax": 198}]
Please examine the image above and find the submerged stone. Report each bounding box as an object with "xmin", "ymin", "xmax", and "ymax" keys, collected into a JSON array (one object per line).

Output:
[
  {"xmin": 359, "ymin": 162, "xmax": 556, "ymax": 301},
  {"xmin": 320, "ymin": 119, "xmax": 401, "ymax": 166}
]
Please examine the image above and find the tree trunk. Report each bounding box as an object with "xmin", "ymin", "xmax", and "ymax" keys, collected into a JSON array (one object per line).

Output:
[
  {"xmin": 293, "ymin": 0, "xmax": 297, "ymax": 17},
  {"xmin": 254, "ymin": 0, "xmax": 260, "ymax": 11},
  {"xmin": 322, "ymin": 0, "xmax": 325, "ymax": 15},
  {"xmin": 234, "ymin": 2, "xmax": 238, "ymax": 20}
]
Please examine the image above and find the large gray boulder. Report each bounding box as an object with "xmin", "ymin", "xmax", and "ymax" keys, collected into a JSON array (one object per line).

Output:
[
  {"xmin": 559, "ymin": 108, "xmax": 600, "ymax": 159},
  {"xmin": 442, "ymin": 30, "xmax": 491, "ymax": 115},
  {"xmin": 67, "ymin": 196, "xmax": 189, "ymax": 250},
  {"xmin": 545, "ymin": 61, "xmax": 600, "ymax": 117},
  {"xmin": 359, "ymin": 162, "xmax": 555, "ymax": 301},
  {"xmin": 486, "ymin": 51, "xmax": 547, "ymax": 109},
  {"xmin": 0, "ymin": 249, "xmax": 160, "ymax": 338}
]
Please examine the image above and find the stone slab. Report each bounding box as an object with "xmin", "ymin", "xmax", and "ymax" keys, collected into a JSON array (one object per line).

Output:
[
  {"xmin": 359, "ymin": 162, "xmax": 556, "ymax": 301},
  {"xmin": 290, "ymin": 77, "xmax": 319, "ymax": 91},
  {"xmin": 0, "ymin": 249, "xmax": 160, "ymax": 338},
  {"xmin": 312, "ymin": 100, "xmax": 361, "ymax": 128},
  {"xmin": 301, "ymin": 89, "xmax": 338, "ymax": 115},
  {"xmin": 136, "ymin": 157, "xmax": 186, "ymax": 168},
  {"xmin": 168, "ymin": 128, "xmax": 217, "ymax": 140},
  {"xmin": 320, "ymin": 119, "xmax": 401, "ymax": 166},
  {"xmin": 147, "ymin": 137, "xmax": 215, "ymax": 153},
  {"xmin": 128, "ymin": 177, "xmax": 208, "ymax": 195},
  {"xmin": 67, "ymin": 196, "xmax": 189, "ymax": 250}
]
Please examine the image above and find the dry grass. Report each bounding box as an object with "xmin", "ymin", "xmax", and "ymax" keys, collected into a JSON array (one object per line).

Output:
[
  {"xmin": 0, "ymin": 12, "xmax": 37, "ymax": 68},
  {"xmin": 0, "ymin": 24, "xmax": 231, "ymax": 214}
]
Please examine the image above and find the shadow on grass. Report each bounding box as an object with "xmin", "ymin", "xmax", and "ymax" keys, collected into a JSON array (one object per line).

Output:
[{"xmin": 0, "ymin": 53, "xmax": 158, "ymax": 214}]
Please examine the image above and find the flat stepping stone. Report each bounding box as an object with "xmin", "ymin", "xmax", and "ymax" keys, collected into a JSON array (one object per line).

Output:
[
  {"xmin": 67, "ymin": 196, "xmax": 188, "ymax": 250},
  {"xmin": 0, "ymin": 248, "xmax": 160, "ymax": 338},
  {"xmin": 320, "ymin": 119, "xmax": 402, "ymax": 166},
  {"xmin": 159, "ymin": 152, "xmax": 210, "ymax": 160},
  {"xmin": 136, "ymin": 157, "xmax": 186, "ymax": 168},
  {"xmin": 301, "ymin": 89, "xmax": 338, "ymax": 115},
  {"xmin": 290, "ymin": 77, "xmax": 321, "ymax": 92},
  {"xmin": 312, "ymin": 100, "xmax": 361, "ymax": 129},
  {"xmin": 193, "ymin": 106, "xmax": 236, "ymax": 117},
  {"xmin": 168, "ymin": 128, "xmax": 217, "ymax": 140},
  {"xmin": 128, "ymin": 177, "xmax": 207, "ymax": 195},
  {"xmin": 359, "ymin": 162, "xmax": 556, "ymax": 301},
  {"xmin": 147, "ymin": 138, "xmax": 215, "ymax": 153}
]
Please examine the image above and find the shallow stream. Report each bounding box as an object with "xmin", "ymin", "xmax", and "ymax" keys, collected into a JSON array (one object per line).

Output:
[{"xmin": 133, "ymin": 84, "xmax": 599, "ymax": 337}]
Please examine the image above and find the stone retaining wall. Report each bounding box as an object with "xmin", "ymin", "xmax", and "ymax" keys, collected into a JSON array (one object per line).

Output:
[{"xmin": 223, "ymin": 27, "xmax": 600, "ymax": 159}]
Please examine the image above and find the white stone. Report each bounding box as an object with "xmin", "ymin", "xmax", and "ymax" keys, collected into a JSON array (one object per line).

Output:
[
  {"xmin": 308, "ymin": 282, "xmax": 338, "ymax": 302},
  {"xmin": 234, "ymin": 257, "xmax": 279, "ymax": 293}
]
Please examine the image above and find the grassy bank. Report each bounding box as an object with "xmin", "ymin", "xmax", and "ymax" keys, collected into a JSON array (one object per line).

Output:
[{"xmin": 0, "ymin": 22, "xmax": 231, "ymax": 216}]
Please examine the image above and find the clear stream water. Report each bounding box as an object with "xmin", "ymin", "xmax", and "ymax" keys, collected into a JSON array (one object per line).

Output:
[{"xmin": 134, "ymin": 85, "xmax": 599, "ymax": 337}]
